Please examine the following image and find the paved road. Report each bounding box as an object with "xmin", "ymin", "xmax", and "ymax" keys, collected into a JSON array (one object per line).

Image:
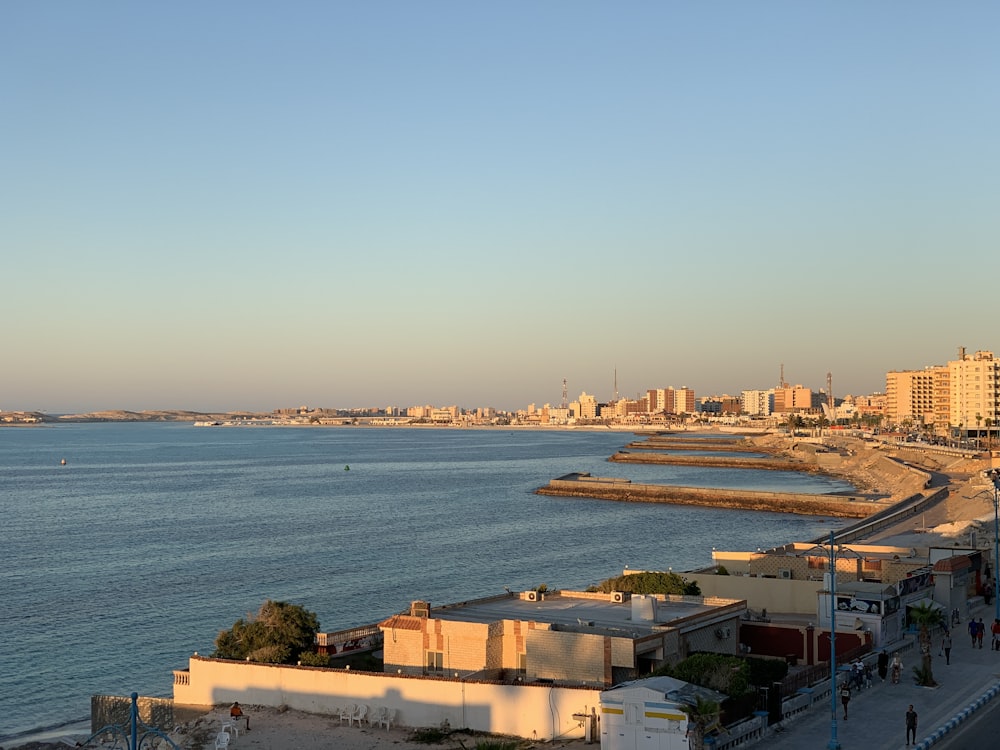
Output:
[{"xmin": 761, "ymin": 600, "xmax": 1000, "ymax": 750}]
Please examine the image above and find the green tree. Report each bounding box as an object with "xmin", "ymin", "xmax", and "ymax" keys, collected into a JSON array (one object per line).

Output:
[
  {"xmin": 213, "ymin": 600, "xmax": 321, "ymax": 665},
  {"xmin": 785, "ymin": 413, "xmax": 802, "ymax": 434},
  {"xmin": 908, "ymin": 601, "xmax": 945, "ymax": 686},
  {"xmin": 679, "ymin": 696, "xmax": 722, "ymax": 750},
  {"xmin": 666, "ymin": 653, "xmax": 750, "ymax": 697},
  {"xmin": 593, "ymin": 571, "xmax": 700, "ymax": 596}
]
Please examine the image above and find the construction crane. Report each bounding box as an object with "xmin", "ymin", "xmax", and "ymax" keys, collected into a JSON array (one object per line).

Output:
[{"xmin": 561, "ymin": 378, "xmax": 568, "ymax": 410}]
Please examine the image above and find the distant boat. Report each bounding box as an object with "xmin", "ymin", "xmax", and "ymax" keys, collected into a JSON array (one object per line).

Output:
[
  {"xmin": 60, "ymin": 458, "xmax": 67, "ymax": 466},
  {"xmin": 345, "ymin": 465, "xmax": 350, "ymax": 471}
]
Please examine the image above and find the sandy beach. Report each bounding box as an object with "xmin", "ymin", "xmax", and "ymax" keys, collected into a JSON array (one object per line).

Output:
[
  {"xmin": 7, "ymin": 703, "xmax": 590, "ymax": 750},
  {"xmin": 173, "ymin": 705, "xmax": 590, "ymax": 750}
]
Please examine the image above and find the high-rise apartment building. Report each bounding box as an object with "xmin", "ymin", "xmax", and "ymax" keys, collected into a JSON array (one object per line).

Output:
[
  {"xmin": 672, "ymin": 387, "xmax": 695, "ymax": 415},
  {"xmin": 885, "ymin": 368, "xmax": 937, "ymax": 428},
  {"xmin": 741, "ymin": 389, "xmax": 774, "ymax": 417},
  {"xmin": 884, "ymin": 348, "xmax": 999, "ymax": 442},
  {"xmin": 949, "ymin": 349, "xmax": 999, "ymax": 439},
  {"xmin": 576, "ymin": 392, "xmax": 599, "ymax": 420},
  {"xmin": 773, "ymin": 385, "xmax": 812, "ymax": 413}
]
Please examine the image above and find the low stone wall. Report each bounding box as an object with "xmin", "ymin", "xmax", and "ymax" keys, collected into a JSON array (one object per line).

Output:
[
  {"xmin": 91, "ymin": 694, "xmax": 174, "ymax": 735},
  {"xmin": 173, "ymin": 655, "xmax": 599, "ymax": 741},
  {"xmin": 536, "ymin": 474, "xmax": 880, "ymax": 518}
]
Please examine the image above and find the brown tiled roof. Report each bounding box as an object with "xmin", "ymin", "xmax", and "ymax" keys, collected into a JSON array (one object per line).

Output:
[
  {"xmin": 378, "ymin": 615, "xmax": 424, "ymax": 631},
  {"xmin": 933, "ymin": 555, "xmax": 971, "ymax": 573}
]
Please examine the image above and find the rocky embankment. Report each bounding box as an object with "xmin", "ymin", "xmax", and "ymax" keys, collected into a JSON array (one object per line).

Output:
[{"xmin": 537, "ymin": 432, "xmax": 943, "ymax": 519}]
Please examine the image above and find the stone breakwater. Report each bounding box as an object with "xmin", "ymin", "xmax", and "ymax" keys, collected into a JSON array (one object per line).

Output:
[
  {"xmin": 610, "ymin": 451, "xmax": 814, "ymax": 472},
  {"xmin": 535, "ymin": 473, "xmax": 883, "ymax": 518},
  {"xmin": 623, "ymin": 436, "xmax": 765, "ymax": 452}
]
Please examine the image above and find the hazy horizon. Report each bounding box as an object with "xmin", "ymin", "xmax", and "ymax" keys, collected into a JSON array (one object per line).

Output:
[{"xmin": 4, "ymin": 4, "xmax": 998, "ymax": 414}]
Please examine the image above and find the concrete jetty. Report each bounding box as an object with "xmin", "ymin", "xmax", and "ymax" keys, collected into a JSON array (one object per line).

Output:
[
  {"xmin": 610, "ymin": 451, "xmax": 816, "ymax": 472},
  {"xmin": 535, "ymin": 472, "xmax": 884, "ymax": 518},
  {"xmin": 623, "ymin": 436, "xmax": 763, "ymax": 452}
]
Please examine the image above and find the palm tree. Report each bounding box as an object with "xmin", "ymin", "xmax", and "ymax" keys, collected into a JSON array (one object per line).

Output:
[
  {"xmin": 786, "ymin": 413, "xmax": 802, "ymax": 435},
  {"xmin": 909, "ymin": 601, "xmax": 945, "ymax": 686},
  {"xmin": 679, "ymin": 697, "xmax": 723, "ymax": 750}
]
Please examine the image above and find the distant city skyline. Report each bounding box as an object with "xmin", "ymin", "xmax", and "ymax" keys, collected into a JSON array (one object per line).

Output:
[{"xmin": 4, "ymin": 4, "xmax": 999, "ymax": 414}]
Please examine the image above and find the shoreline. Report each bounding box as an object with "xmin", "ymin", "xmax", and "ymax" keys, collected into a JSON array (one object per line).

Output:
[{"xmin": 7, "ymin": 433, "xmax": 992, "ymax": 750}]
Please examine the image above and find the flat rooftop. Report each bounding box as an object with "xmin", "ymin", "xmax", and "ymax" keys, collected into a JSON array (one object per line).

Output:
[{"xmin": 428, "ymin": 592, "xmax": 741, "ymax": 638}]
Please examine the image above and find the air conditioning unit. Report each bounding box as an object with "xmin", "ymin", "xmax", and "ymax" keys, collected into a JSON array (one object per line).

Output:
[
  {"xmin": 612, "ymin": 591, "xmax": 630, "ymax": 603},
  {"xmin": 778, "ymin": 569, "xmax": 792, "ymax": 580},
  {"xmin": 714, "ymin": 626, "xmax": 731, "ymax": 639},
  {"xmin": 526, "ymin": 590, "xmax": 539, "ymax": 602}
]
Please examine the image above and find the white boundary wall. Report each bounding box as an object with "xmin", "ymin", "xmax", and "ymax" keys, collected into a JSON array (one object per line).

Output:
[{"xmin": 174, "ymin": 656, "xmax": 600, "ymax": 741}]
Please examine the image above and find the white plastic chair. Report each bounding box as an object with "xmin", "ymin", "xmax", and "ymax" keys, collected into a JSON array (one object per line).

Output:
[
  {"xmin": 338, "ymin": 704, "xmax": 355, "ymax": 724},
  {"xmin": 367, "ymin": 706, "xmax": 386, "ymax": 727},
  {"xmin": 222, "ymin": 718, "xmax": 242, "ymax": 738},
  {"xmin": 350, "ymin": 704, "xmax": 367, "ymax": 727},
  {"xmin": 379, "ymin": 707, "xmax": 395, "ymax": 730},
  {"xmin": 214, "ymin": 731, "xmax": 231, "ymax": 749}
]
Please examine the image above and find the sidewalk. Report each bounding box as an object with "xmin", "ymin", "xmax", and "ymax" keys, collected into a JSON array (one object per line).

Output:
[{"xmin": 762, "ymin": 602, "xmax": 1000, "ymax": 750}]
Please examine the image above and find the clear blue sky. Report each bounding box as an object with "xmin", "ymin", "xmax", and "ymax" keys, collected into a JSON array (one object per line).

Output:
[{"xmin": 3, "ymin": 3, "xmax": 998, "ymax": 413}]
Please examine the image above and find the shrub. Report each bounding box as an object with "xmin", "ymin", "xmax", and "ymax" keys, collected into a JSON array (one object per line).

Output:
[
  {"xmin": 594, "ymin": 571, "xmax": 700, "ymax": 596},
  {"xmin": 297, "ymin": 651, "xmax": 330, "ymax": 667},
  {"xmin": 658, "ymin": 653, "xmax": 752, "ymax": 698},
  {"xmin": 745, "ymin": 656, "xmax": 788, "ymax": 686},
  {"xmin": 409, "ymin": 727, "xmax": 450, "ymax": 744}
]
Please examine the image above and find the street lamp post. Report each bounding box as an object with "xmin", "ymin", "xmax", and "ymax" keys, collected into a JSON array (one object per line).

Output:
[
  {"xmin": 801, "ymin": 531, "xmax": 861, "ymax": 750},
  {"xmin": 825, "ymin": 531, "xmax": 841, "ymax": 750},
  {"xmin": 988, "ymin": 469, "xmax": 1000, "ymax": 623}
]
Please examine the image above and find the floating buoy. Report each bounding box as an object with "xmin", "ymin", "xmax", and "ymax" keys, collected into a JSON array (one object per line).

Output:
[
  {"xmin": 60, "ymin": 458, "xmax": 67, "ymax": 466},
  {"xmin": 344, "ymin": 465, "xmax": 350, "ymax": 471}
]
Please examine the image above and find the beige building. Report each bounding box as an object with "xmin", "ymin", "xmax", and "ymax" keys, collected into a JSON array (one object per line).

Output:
[
  {"xmin": 884, "ymin": 347, "xmax": 1000, "ymax": 441},
  {"xmin": 711, "ymin": 541, "xmax": 932, "ymax": 588},
  {"xmin": 885, "ymin": 368, "xmax": 937, "ymax": 429},
  {"xmin": 949, "ymin": 348, "xmax": 1000, "ymax": 441},
  {"xmin": 378, "ymin": 590, "xmax": 746, "ymax": 688},
  {"xmin": 773, "ymin": 385, "xmax": 811, "ymax": 413}
]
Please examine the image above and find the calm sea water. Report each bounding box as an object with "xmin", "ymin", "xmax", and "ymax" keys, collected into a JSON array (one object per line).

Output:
[{"xmin": 0, "ymin": 424, "xmax": 852, "ymax": 742}]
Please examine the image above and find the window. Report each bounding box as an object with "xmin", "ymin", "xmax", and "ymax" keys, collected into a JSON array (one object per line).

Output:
[
  {"xmin": 425, "ymin": 651, "xmax": 443, "ymax": 674},
  {"xmin": 862, "ymin": 558, "xmax": 882, "ymax": 573}
]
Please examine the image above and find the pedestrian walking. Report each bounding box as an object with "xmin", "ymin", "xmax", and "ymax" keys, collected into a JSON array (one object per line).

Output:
[
  {"xmin": 877, "ymin": 649, "xmax": 889, "ymax": 682},
  {"xmin": 976, "ymin": 617, "xmax": 985, "ymax": 648},
  {"xmin": 941, "ymin": 631, "xmax": 952, "ymax": 665},
  {"xmin": 851, "ymin": 659, "xmax": 864, "ymax": 690},
  {"xmin": 991, "ymin": 619, "xmax": 1000, "ymax": 650},
  {"xmin": 905, "ymin": 704, "xmax": 918, "ymax": 745},
  {"xmin": 840, "ymin": 683, "xmax": 851, "ymax": 720},
  {"xmin": 969, "ymin": 617, "xmax": 978, "ymax": 647},
  {"xmin": 891, "ymin": 654, "xmax": 903, "ymax": 684}
]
